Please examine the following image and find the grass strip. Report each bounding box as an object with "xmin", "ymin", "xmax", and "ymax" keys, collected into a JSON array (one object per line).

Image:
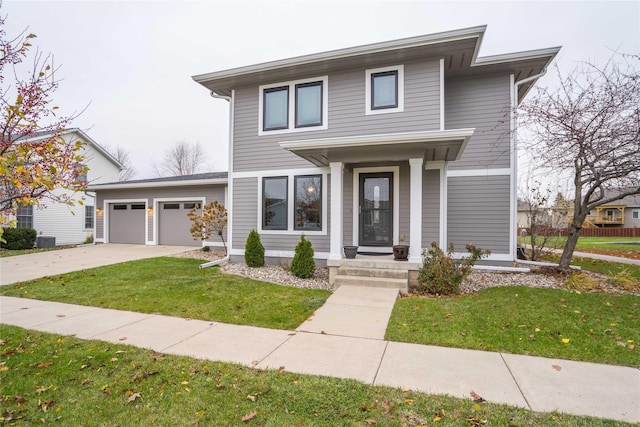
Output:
[
  {"xmin": 0, "ymin": 325, "xmax": 631, "ymax": 426},
  {"xmin": 386, "ymin": 286, "xmax": 639, "ymax": 367},
  {"xmin": 0, "ymin": 257, "xmax": 329, "ymax": 331}
]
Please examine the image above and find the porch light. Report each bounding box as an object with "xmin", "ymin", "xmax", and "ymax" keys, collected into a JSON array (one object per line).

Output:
[
  {"xmin": 307, "ymin": 186, "xmax": 315, "ymax": 194},
  {"xmin": 147, "ymin": 207, "xmax": 153, "ymax": 213}
]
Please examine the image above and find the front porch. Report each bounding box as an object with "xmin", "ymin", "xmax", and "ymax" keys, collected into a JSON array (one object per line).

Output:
[{"xmin": 327, "ymin": 255, "xmax": 422, "ymax": 294}]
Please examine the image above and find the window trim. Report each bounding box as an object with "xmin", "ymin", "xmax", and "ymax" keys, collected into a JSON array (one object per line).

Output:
[
  {"xmin": 365, "ymin": 65, "xmax": 404, "ymax": 115},
  {"xmin": 258, "ymin": 76, "xmax": 328, "ymax": 135},
  {"xmin": 632, "ymin": 209, "xmax": 640, "ymax": 219},
  {"xmin": 371, "ymin": 70, "xmax": 398, "ymax": 110},
  {"xmin": 84, "ymin": 205, "xmax": 94, "ymax": 230},
  {"xmin": 262, "ymin": 176, "xmax": 289, "ymax": 231},
  {"xmin": 257, "ymin": 170, "xmax": 328, "ymax": 235},
  {"xmin": 16, "ymin": 204, "xmax": 33, "ymax": 229},
  {"xmin": 294, "ymin": 174, "xmax": 323, "ymax": 231}
]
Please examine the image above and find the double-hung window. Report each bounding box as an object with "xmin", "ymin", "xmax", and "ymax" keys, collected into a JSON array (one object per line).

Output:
[
  {"xmin": 84, "ymin": 206, "xmax": 94, "ymax": 229},
  {"xmin": 259, "ymin": 76, "xmax": 328, "ymax": 134},
  {"xmin": 16, "ymin": 204, "xmax": 33, "ymax": 229},
  {"xmin": 633, "ymin": 209, "xmax": 639, "ymax": 219},
  {"xmin": 365, "ymin": 65, "xmax": 404, "ymax": 115}
]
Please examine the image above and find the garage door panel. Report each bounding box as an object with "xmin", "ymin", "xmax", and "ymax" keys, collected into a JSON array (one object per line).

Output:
[
  {"xmin": 159, "ymin": 202, "xmax": 201, "ymax": 246},
  {"xmin": 109, "ymin": 204, "xmax": 146, "ymax": 244}
]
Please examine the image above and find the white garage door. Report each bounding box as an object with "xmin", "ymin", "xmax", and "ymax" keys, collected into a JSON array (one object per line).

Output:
[
  {"xmin": 109, "ymin": 203, "xmax": 146, "ymax": 244},
  {"xmin": 158, "ymin": 202, "xmax": 201, "ymax": 246}
]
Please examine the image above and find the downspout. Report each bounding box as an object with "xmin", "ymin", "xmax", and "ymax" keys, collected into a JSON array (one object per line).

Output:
[
  {"xmin": 511, "ymin": 68, "xmax": 548, "ymax": 260},
  {"xmin": 200, "ymin": 90, "xmax": 232, "ymax": 269},
  {"xmin": 83, "ymin": 190, "xmax": 97, "ymax": 245}
]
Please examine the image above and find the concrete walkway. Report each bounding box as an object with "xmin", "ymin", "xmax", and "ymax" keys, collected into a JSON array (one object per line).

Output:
[
  {"xmin": 548, "ymin": 248, "xmax": 640, "ymax": 266},
  {"xmin": 0, "ymin": 244, "xmax": 194, "ymax": 285},
  {"xmin": 1, "ymin": 294, "xmax": 638, "ymax": 423}
]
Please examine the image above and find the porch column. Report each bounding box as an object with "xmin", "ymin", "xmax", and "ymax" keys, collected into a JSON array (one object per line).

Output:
[
  {"xmin": 329, "ymin": 162, "xmax": 344, "ymax": 260},
  {"xmin": 409, "ymin": 158, "xmax": 423, "ymax": 263}
]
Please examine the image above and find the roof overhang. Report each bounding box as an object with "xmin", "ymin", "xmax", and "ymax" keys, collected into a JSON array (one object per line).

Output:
[
  {"xmin": 87, "ymin": 178, "xmax": 227, "ymax": 191},
  {"xmin": 279, "ymin": 129, "xmax": 475, "ymax": 167}
]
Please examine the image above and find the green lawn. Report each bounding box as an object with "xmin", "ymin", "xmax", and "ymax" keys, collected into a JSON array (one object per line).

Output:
[
  {"xmin": 386, "ymin": 286, "xmax": 639, "ymax": 367},
  {"xmin": 0, "ymin": 257, "xmax": 329, "ymax": 330},
  {"xmin": 518, "ymin": 236, "xmax": 640, "ymax": 252},
  {"xmin": 0, "ymin": 326, "xmax": 630, "ymax": 426}
]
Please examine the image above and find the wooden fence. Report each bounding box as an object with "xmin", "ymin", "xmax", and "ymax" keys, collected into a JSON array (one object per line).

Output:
[{"xmin": 519, "ymin": 227, "xmax": 640, "ymax": 238}]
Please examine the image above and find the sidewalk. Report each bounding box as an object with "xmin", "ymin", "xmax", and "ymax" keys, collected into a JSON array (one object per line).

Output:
[
  {"xmin": 550, "ymin": 248, "xmax": 640, "ymax": 266},
  {"xmin": 1, "ymin": 293, "xmax": 638, "ymax": 423}
]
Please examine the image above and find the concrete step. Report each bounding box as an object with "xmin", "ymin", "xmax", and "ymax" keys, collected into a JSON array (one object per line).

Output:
[
  {"xmin": 334, "ymin": 275, "xmax": 408, "ymax": 291},
  {"xmin": 336, "ymin": 266, "xmax": 408, "ymax": 279},
  {"xmin": 336, "ymin": 258, "xmax": 421, "ymax": 270}
]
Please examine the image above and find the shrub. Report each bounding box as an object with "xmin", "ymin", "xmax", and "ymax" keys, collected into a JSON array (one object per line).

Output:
[
  {"xmin": 565, "ymin": 271, "xmax": 600, "ymax": 291},
  {"xmin": 83, "ymin": 234, "xmax": 94, "ymax": 244},
  {"xmin": 415, "ymin": 242, "xmax": 490, "ymax": 296},
  {"xmin": 1, "ymin": 228, "xmax": 37, "ymax": 250},
  {"xmin": 291, "ymin": 235, "xmax": 315, "ymax": 278},
  {"xmin": 605, "ymin": 268, "xmax": 639, "ymax": 292},
  {"xmin": 244, "ymin": 230, "xmax": 265, "ymax": 267},
  {"xmin": 202, "ymin": 245, "xmax": 210, "ymax": 252}
]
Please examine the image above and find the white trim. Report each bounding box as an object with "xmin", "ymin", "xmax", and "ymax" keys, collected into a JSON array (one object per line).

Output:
[
  {"xmin": 256, "ymin": 171, "xmax": 328, "ymax": 236},
  {"xmin": 229, "ymin": 248, "xmax": 330, "ymax": 260},
  {"xmin": 329, "ymin": 162, "xmax": 343, "ymax": 260},
  {"xmin": 439, "ymin": 58, "xmax": 445, "ymax": 131},
  {"xmin": 88, "ymin": 178, "xmax": 227, "ymax": 191},
  {"xmin": 352, "ymin": 166, "xmax": 400, "ymax": 247},
  {"xmin": 453, "ymin": 252, "xmax": 513, "ymax": 262},
  {"xmin": 472, "ymin": 265, "xmax": 530, "ymax": 272},
  {"xmin": 153, "ymin": 197, "xmax": 206, "ymax": 246},
  {"xmin": 258, "ymin": 75, "xmax": 328, "ymax": 136},
  {"xmin": 228, "ymin": 90, "xmax": 235, "ymax": 253},
  {"xmin": 440, "ymin": 163, "xmax": 448, "ymax": 249},
  {"xmin": 365, "ymin": 64, "xmax": 404, "ymax": 115},
  {"xmin": 447, "ymin": 168, "xmax": 511, "ymax": 177},
  {"xmin": 232, "ymin": 167, "xmax": 329, "ymax": 179},
  {"xmin": 424, "ymin": 160, "xmax": 446, "ymax": 170},
  {"xmin": 102, "ymin": 198, "xmax": 148, "ymax": 244},
  {"xmin": 409, "ymin": 158, "xmax": 423, "ymax": 263},
  {"xmin": 509, "ymin": 73, "xmax": 517, "ymax": 262}
]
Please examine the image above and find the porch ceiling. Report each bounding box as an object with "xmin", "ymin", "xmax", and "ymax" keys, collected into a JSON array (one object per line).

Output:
[{"xmin": 279, "ymin": 129, "xmax": 475, "ymax": 166}]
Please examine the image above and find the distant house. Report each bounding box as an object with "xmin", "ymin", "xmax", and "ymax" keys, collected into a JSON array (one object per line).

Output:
[
  {"xmin": 585, "ymin": 192, "xmax": 640, "ymax": 229},
  {"xmin": 192, "ymin": 26, "xmax": 559, "ymax": 266},
  {"xmin": 14, "ymin": 129, "xmax": 122, "ymax": 245}
]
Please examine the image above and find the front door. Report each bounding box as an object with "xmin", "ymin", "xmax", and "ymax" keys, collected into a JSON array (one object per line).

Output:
[{"xmin": 359, "ymin": 172, "xmax": 393, "ymax": 246}]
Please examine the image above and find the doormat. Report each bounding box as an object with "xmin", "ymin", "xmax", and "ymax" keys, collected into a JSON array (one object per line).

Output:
[{"xmin": 358, "ymin": 252, "xmax": 392, "ymax": 256}]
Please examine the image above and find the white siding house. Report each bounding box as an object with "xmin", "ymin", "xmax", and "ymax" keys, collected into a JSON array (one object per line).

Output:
[{"xmin": 18, "ymin": 129, "xmax": 122, "ymax": 246}]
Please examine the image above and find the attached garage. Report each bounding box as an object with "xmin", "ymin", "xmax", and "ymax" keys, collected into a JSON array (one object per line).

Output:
[
  {"xmin": 108, "ymin": 202, "xmax": 146, "ymax": 244},
  {"xmin": 89, "ymin": 173, "xmax": 228, "ymax": 247},
  {"xmin": 158, "ymin": 201, "xmax": 202, "ymax": 246}
]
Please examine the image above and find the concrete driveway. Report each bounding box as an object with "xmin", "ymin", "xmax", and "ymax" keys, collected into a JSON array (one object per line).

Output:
[{"xmin": 1, "ymin": 244, "xmax": 194, "ymax": 286}]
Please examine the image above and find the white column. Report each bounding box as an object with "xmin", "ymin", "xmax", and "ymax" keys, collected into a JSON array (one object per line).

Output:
[
  {"xmin": 409, "ymin": 158, "xmax": 423, "ymax": 263},
  {"xmin": 329, "ymin": 162, "xmax": 344, "ymax": 260}
]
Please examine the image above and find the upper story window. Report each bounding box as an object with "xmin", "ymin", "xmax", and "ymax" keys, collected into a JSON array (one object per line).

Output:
[
  {"xmin": 365, "ymin": 65, "xmax": 404, "ymax": 115},
  {"xmin": 259, "ymin": 76, "xmax": 328, "ymax": 135}
]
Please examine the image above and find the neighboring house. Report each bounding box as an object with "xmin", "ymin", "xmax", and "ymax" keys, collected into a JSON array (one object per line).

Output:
[
  {"xmin": 13, "ymin": 129, "xmax": 122, "ymax": 246},
  {"xmin": 192, "ymin": 26, "xmax": 559, "ymax": 266},
  {"xmin": 517, "ymin": 199, "xmax": 572, "ymax": 231},
  {"xmin": 585, "ymin": 193, "xmax": 640, "ymax": 229},
  {"xmin": 88, "ymin": 173, "xmax": 228, "ymax": 247}
]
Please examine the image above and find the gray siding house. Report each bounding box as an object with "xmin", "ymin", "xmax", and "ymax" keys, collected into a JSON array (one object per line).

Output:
[{"xmin": 193, "ymin": 26, "xmax": 559, "ymax": 266}]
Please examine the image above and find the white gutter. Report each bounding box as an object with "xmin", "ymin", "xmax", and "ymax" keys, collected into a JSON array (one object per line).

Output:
[
  {"xmin": 87, "ymin": 178, "xmax": 227, "ymax": 190},
  {"xmin": 199, "ymin": 255, "xmax": 229, "ymax": 269}
]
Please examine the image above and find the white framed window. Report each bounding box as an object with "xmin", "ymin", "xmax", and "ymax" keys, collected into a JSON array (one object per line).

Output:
[
  {"xmin": 258, "ymin": 171, "xmax": 327, "ymax": 235},
  {"xmin": 365, "ymin": 65, "xmax": 404, "ymax": 115},
  {"xmin": 258, "ymin": 76, "xmax": 328, "ymax": 135},
  {"xmin": 84, "ymin": 206, "xmax": 94, "ymax": 229},
  {"xmin": 16, "ymin": 204, "xmax": 33, "ymax": 229},
  {"xmin": 633, "ymin": 209, "xmax": 639, "ymax": 219}
]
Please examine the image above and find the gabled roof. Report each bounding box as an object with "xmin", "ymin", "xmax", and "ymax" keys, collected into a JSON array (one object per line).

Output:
[
  {"xmin": 87, "ymin": 172, "xmax": 228, "ymax": 190},
  {"xmin": 22, "ymin": 128, "xmax": 124, "ymax": 170},
  {"xmin": 193, "ymin": 26, "xmax": 560, "ymax": 102}
]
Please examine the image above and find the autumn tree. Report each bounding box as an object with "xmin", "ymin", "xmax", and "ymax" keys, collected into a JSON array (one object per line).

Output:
[
  {"xmin": 0, "ymin": 9, "xmax": 85, "ymax": 229},
  {"xmin": 152, "ymin": 140, "xmax": 208, "ymax": 177},
  {"xmin": 187, "ymin": 201, "xmax": 227, "ymax": 252},
  {"xmin": 519, "ymin": 55, "xmax": 640, "ymax": 269},
  {"xmin": 105, "ymin": 144, "xmax": 135, "ymax": 181}
]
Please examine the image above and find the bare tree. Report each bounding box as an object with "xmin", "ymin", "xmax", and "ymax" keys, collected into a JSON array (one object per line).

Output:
[
  {"xmin": 519, "ymin": 180, "xmax": 555, "ymax": 261},
  {"xmin": 519, "ymin": 55, "xmax": 640, "ymax": 269},
  {"xmin": 152, "ymin": 140, "xmax": 208, "ymax": 177},
  {"xmin": 187, "ymin": 201, "xmax": 227, "ymax": 252},
  {"xmin": 104, "ymin": 145, "xmax": 135, "ymax": 181}
]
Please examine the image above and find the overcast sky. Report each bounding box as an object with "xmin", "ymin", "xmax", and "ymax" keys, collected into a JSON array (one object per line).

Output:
[{"xmin": 4, "ymin": 0, "xmax": 639, "ymax": 180}]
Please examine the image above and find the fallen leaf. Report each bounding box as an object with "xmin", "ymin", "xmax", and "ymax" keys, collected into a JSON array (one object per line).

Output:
[
  {"xmin": 35, "ymin": 387, "xmax": 48, "ymax": 394},
  {"xmin": 110, "ymin": 358, "xmax": 118, "ymax": 362},
  {"xmin": 251, "ymin": 360, "xmax": 259, "ymax": 366},
  {"xmin": 444, "ymin": 313, "xmax": 453, "ymax": 318},
  {"xmin": 38, "ymin": 361, "xmax": 53, "ymax": 368},
  {"xmin": 364, "ymin": 418, "xmax": 377, "ymax": 425},
  {"xmin": 279, "ymin": 366, "xmax": 285, "ymax": 373},
  {"xmin": 241, "ymin": 412, "xmax": 256, "ymax": 422},
  {"xmin": 247, "ymin": 395, "xmax": 256, "ymax": 402},
  {"xmin": 404, "ymin": 399, "xmax": 414, "ymax": 404},
  {"xmin": 127, "ymin": 392, "xmax": 141, "ymax": 403},
  {"xmin": 119, "ymin": 337, "xmax": 127, "ymax": 341},
  {"xmin": 534, "ymin": 327, "xmax": 541, "ymax": 332},
  {"xmin": 56, "ymin": 314, "xmax": 65, "ymax": 318},
  {"xmin": 470, "ymin": 391, "xmax": 485, "ymax": 402},
  {"xmin": 628, "ymin": 345, "xmax": 635, "ymax": 350},
  {"xmin": 551, "ymin": 365, "xmax": 562, "ymax": 371},
  {"xmin": 561, "ymin": 338, "xmax": 570, "ymax": 344}
]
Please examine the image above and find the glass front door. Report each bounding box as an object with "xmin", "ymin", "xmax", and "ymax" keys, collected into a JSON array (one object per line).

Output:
[{"xmin": 359, "ymin": 172, "xmax": 393, "ymax": 246}]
